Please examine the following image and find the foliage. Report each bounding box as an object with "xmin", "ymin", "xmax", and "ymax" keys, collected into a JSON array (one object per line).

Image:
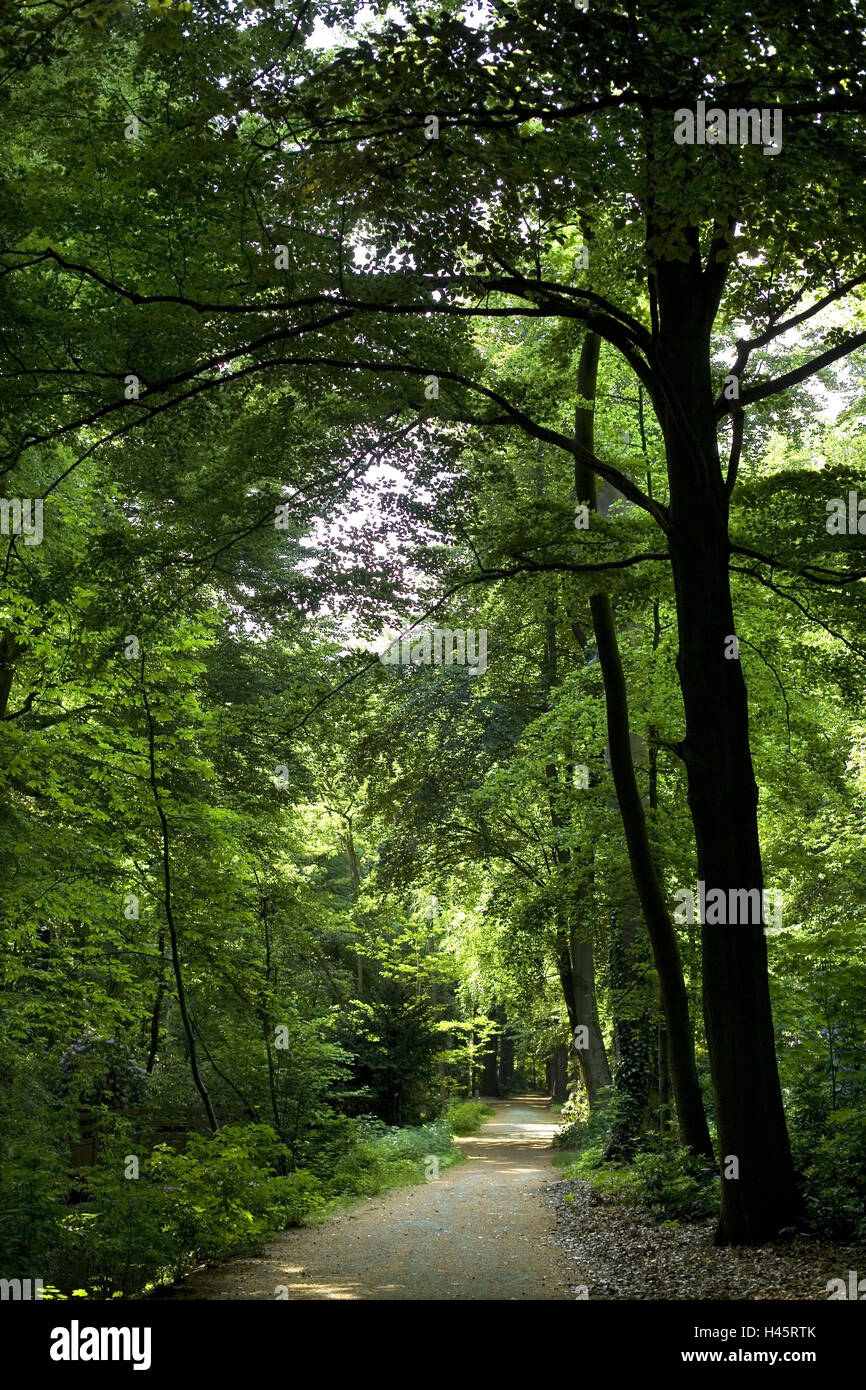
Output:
[
  {"xmin": 336, "ymin": 985, "xmax": 442, "ymax": 1127},
  {"xmin": 442, "ymin": 1099, "xmax": 493, "ymax": 1136},
  {"xmin": 56, "ymin": 1123, "xmax": 324, "ymax": 1298},
  {"xmin": 327, "ymin": 1117, "xmax": 458, "ymax": 1201},
  {"xmin": 0, "ymin": 0, "xmax": 865, "ymax": 1272},
  {"xmin": 563, "ymin": 1143, "xmax": 718, "ymax": 1223},
  {"xmin": 1, "ymin": 1097, "xmax": 464, "ymax": 1297},
  {"xmin": 801, "ymin": 1111, "xmax": 866, "ymax": 1242},
  {"xmin": 554, "ymin": 1095, "xmax": 611, "ymax": 1152},
  {"xmin": 59, "ymin": 1035, "xmax": 148, "ymax": 1110},
  {"xmin": 0, "ymin": 1041, "xmax": 77, "ymax": 1278}
]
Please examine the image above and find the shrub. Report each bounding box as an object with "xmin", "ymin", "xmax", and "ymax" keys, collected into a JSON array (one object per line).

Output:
[
  {"xmin": 442, "ymin": 1099, "xmax": 491, "ymax": 1135},
  {"xmin": 553, "ymin": 1094, "xmax": 611, "ymax": 1151},
  {"xmin": 328, "ymin": 1140, "xmax": 389, "ymax": 1197},
  {"xmin": 0, "ymin": 1053, "xmax": 75, "ymax": 1277},
  {"xmin": 327, "ymin": 1118, "xmax": 458, "ymax": 1199},
  {"xmin": 375, "ymin": 1118, "xmax": 453, "ymax": 1161},
  {"xmin": 336, "ymin": 985, "xmax": 441, "ymax": 1126},
  {"xmin": 561, "ymin": 1142, "xmax": 717, "ymax": 1222},
  {"xmin": 625, "ymin": 1147, "xmax": 717, "ymax": 1221},
  {"xmin": 59, "ymin": 1034, "xmax": 148, "ymax": 1109},
  {"xmin": 802, "ymin": 1109, "xmax": 866, "ymax": 1240},
  {"xmin": 10, "ymin": 1101, "xmax": 460, "ymax": 1297},
  {"xmin": 57, "ymin": 1121, "xmax": 324, "ymax": 1298}
]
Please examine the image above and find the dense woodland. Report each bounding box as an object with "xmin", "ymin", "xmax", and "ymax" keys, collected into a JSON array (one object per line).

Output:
[{"xmin": 1, "ymin": 0, "xmax": 866, "ymax": 1300}]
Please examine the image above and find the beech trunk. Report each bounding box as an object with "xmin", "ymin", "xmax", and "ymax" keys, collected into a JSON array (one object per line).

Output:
[
  {"xmin": 653, "ymin": 255, "xmax": 799, "ymax": 1242},
  {"xmin": 575, "ymin": 333, "xmax": 714, "ymax": 1163}
]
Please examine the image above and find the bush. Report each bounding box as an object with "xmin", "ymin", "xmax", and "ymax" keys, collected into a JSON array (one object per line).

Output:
[
  {"xmin": 5, "ymin": 1093, "xmax": 461, "ymax": 1297},
  {"xmin": 561, "ymin": 1142, "xmax": 717, "ymax": 1222},
  {"xmin": 337, "ymin": 985, "xmax": 441, "ymax": 1126},
  {"xmin": 625, "ymin": 1147, "xmax": 717, "ymax": 1220},
  {"xmin": 375, "ymin": 1118, "xmax": 453, "ymax": 1160},
  {"xmin": 57, "ymin": 1121, "xmax": 324, "ymax": 1298},
  {"xmin": 327, "ymin": 1118, "xmax": 458, "ymax": 1199},
  {"xmin": 553, "ymin": 1094, "xmax": 610, "ymax": 1151},
  {"xmin": 0, "ymin": 1052, "xmax": 76, "ymax": 1278},
  {"xmin": 442, "ymin": 1099, "xmax": 491, "ymax": 1135},
  {"xmin": 59, "ymin": 1034, "xmax": 147, "ymax": 1110},
  {"xmin": 802, "ymin": 1109, "xmax": 866, "ymax": 1240}
]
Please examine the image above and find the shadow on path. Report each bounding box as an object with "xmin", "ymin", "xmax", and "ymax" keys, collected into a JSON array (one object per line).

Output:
[{"xmin": 154, "ymin": 1094, "xmax": 575, "ymax": 1301}]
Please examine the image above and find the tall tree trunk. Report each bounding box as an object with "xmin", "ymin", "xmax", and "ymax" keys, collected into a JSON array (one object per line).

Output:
[
  {"xmin": 562, "ymin": 920, "xmax": 612, "ymax": 1106},
  {"xmin": 341, "ymin": 821, "xmax": 366, "ymax": 1000},
  {"xmin": 0, "ymin": 631, "xmax": 18, "ymax": 719},
  {"xmin": 653, "ymin": 256, "xmax": 799, "ymax": 1242},
  {"xmin": 193, "ymin": 1026, "xmax": 259, "ymax": 1121},
  {"xmin": 540, "ymin": 560, "xmax": 611, "ymax": 1108},
  {"xmin": 575, "ymin": 333, "xmax": 713, "ymax": 1163},
  {"xmin": 145, "ymin": 929, "xmax": 165, "ymax": 1074},
  {"xmin": 658, "ymin": 1022, "xmax": 672, "ymax": 1137},
  {"xmin": 259, "ymin": 895, "xmax": 282, "ymax": 1136},
  {"xmin": 550, "ymin": 1042, "xmax": 569, "ymax": 1104},
  {"xmin": 647, "ymin": 590, "xmax": 674, "ymax": 1141},
  {"xmin": 590, "ymin": 585, "xmax": 713, "ymax": 1162},
  {"xmin": 481, "ymin": 1031, "xmax": 498, "ymax": 1096},
  {"xmin": 468, "ymin": 1027, "xmax": 475, "ymax": 1096},
  {"xmin": 604, "ymin": 898, "xmax": 654, "ymax": 1160},
  {"xmin": 498, "ymin": 1028, "xmax": 514, "ymax": 1091},
  {"xmin": 140, "ymin": 658, "xmax": 218, "ymax": 1134}
]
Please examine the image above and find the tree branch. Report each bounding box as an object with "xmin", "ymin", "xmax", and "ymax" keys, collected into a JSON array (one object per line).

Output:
[
  {"xmin": 284, "ymin": 551, "xmax": 669, "ymax": 735},
  {"xmin": 729, "ymin": 542, "xmax": 866, "ymax": 586},
  {"xmin": 719, "ymin": 329, "xmax": 866, "ymax": 415}
]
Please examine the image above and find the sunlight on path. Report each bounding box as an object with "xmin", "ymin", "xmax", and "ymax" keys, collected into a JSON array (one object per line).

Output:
[{"xmin": 156, "ymin": 1096, "xmax": 576, "ymax": 1301}]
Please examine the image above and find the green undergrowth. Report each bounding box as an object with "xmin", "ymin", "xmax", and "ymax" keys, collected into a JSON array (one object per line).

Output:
[
  {"xmin": 797, "ymin": 1109, "xmax": 866, "ymax": 1241},
  {"xmin": 553, "ymin": 1101, "xmax": 866, "ymax": 1239},
  {"xmin": 316, "ymin": 1115, "xmax": 463, "ymax": 1213},
  {"xmin": 10, "ymin": 1110, "xmax": 473, "ymax": 1301},
  {"xmin": 551, "ymin": 1104, "xmax": 718, "ymax": 1223},
  {"xmin": 441, "ymin": 1098, "xmax": 494, "ymax": 1134},
  {"xmin": 558, "ymin": 1142, "xmax": 719, "ymax": 1223}
]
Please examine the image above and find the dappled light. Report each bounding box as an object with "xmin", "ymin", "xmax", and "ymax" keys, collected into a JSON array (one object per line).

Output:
[{"xmin": 0, "ymin": 4, "xmax": 863, "ymax": 1366}]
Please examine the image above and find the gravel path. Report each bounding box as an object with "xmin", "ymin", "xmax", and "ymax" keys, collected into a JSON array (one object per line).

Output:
[{"xmin": 155, "ymin": 1097, "xmax": 577, "ymax": 1301}]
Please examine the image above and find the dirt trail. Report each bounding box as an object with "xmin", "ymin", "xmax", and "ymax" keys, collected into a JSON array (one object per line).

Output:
[{"xmin": 155, "ymin": 1096, "xmax": 576, "ymax": 1301}]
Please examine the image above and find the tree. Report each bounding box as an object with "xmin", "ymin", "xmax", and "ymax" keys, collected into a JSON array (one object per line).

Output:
[
  {"xmin": 264, "ymin": 0, "xmax": 866, "ymax": 1241},
  {"xmin": 5, "ymin": 0, "xmax": 866, "ymax": 1244}
]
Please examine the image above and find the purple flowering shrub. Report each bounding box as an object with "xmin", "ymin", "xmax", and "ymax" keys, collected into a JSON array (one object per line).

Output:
[{"xmin": 60, "ymin": 1032, "xmax": 148, "ymax": 1109}]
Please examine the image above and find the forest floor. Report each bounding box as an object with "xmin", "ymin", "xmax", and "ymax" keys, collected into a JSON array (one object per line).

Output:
[
  {"xmin": 549, "ymin": 1174, "xmax": 865, "ymax": 1300},
  {"xmin": 152, "ymin": 1096, "xmax": 864, "ymax": 1301},
  {"xmin": 154, "ymin": 1096, "xmax": 576, "ymax": 1300}
]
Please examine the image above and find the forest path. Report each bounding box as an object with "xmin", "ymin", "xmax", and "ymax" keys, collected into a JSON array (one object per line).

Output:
[{"xmin": 155, "ymin": 1096, "xmax": 576, "ymax": 1301}]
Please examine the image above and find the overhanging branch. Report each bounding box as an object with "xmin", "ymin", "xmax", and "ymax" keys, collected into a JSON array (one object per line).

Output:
[
  {"xmin": 719, "ymin": 329, "xmax": 866, "ymax": 415},
  {"xmin": 285, "ymin": 550, "xmax": 670, "ymax": 735}
]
